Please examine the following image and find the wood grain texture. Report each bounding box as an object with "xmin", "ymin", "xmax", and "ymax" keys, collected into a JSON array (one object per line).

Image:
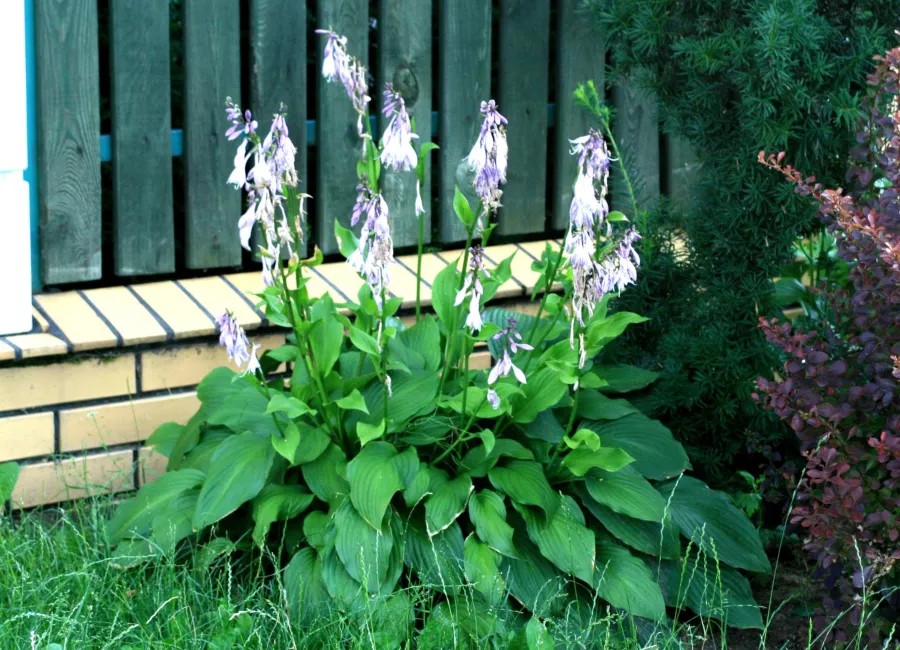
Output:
[
  {"xmin": 378, "ymin": 0, "xmax": 433, "ymax": 249},
  {"xmin": 553, "ymin": 0, "xmax": 605, "ymax": 230},
  {"xmin": 314, "ymin": 0, "xmax": 368, "ymax": 255},
  {"xmin": 110, "ymin": 0, "xmax": 175, "ymax": 276},
  {"xmin": 665, "ymin": 134, "xmax": 701, "ymax": 215},
  {"xmin": 35, "ymin": 0, "xmax": 102, "ymax": 284},
  {"xmin": 497, "ymin": 0, "xmax": 550, "ymax": 237},
  {"xmin": 183, "ymin": 0, "xmax": 242, "ymax": 269},
  {"xmin": 438, "ymin": 0, "xmax": 491, "ymax": 244},
  {"xmin": 612, "ymin": 77, "xmax": 660, "ymax": 214},
  {"xmin": 250, "ymin": 0, "xmax": 308, "ymax": 256}
]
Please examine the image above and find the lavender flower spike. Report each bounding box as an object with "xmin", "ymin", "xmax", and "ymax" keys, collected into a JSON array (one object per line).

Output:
[
  {"xmin": 316, "ymin": 29, "xmax": 370, "ymax": 124},
  {"xmin": 380, "ymin": 84, "xmax": 419, "ymax": 171},
  {"xmin": 216, "ymin": 311, "xmax": 255, "ymax": 372},
  {"xmin": 454, "ymin": 245, "xmax": 491, "ymax": 332},
  {"xmin": 487, "ymin": 318, "xmax": 533, "ymax": 408},
  {"xmin": 348, "ymin": 182, "xmax": 394, "ymax": 306},
  {"xmin": 467, "ymin": 100, "xmax": 508, "ymax": 214}
]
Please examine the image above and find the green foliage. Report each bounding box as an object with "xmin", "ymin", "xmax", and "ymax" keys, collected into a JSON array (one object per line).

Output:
[{"xmin": 590, "ymin": 0, "xmax": 895, "ymax": 480}]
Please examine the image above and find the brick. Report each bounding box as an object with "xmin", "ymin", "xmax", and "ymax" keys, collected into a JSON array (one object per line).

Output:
[
  {"xmin": 141, "ymin": 333, "xmax": 287, "ymax": 392},
  {"xmin": 11, "ymin": 450, "xmax": 135, "ymax": 509},
  {"xmin": 3, "ymin": 333, "xmax": 69, "ymax": 359},
  {"xmin": 393, "ymin": 253, "xmax": 447, "ymax": 305},
  {"xmin": 0, "ymin": 340, "xmax": 14, "ymax": 362},
  {"xmin": 177, "ymin": 276, "xmax": 262, "ymax": 330},
  {"xmin": 138, "ymin": 446, "xmax": 168, "ymax": 485},
  {"xmin": 80, "ymin": 286, "xmax": 168, "ymax": 346},
  {"xmin": 484, "ymin": 244, "xmax": 545, "ymax": 294},
  {"xmin": 0, "ymin": 412, "xmax": 55, "ymax": 462},
  {"xmin": 470, "ymin": 350, "xmax": 492, "ymax": 370},
  {"xmin": 0, "ymin": 354, "xmax": 136, "ymax": 411},
  {"xmin": 59, "ymin": 392, "xmax": 200, "ymax": 452},
  {"xmin": 34, "ymin": 292, "xmax": 118, "ymax": 352},
  {"xmin": 131, "ymin": 281, "xmax": 217, "ymax": 340}
]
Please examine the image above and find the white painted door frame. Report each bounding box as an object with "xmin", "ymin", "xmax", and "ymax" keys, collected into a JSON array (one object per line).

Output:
[{"xmin": 0, "ymin": 1, "xmax": 33, "ymax": 336}]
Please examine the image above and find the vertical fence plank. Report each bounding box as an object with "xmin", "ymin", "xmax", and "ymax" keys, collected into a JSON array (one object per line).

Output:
[
  {"xmin": 315, "ymin": 1, "xmax": 368, "ymax": 255},
  {"xmin": 110, "ymin": 0, "xmax": 175, "ymax": 276},
  {"xmin": 183, "ymin": 0, "xmax": 242, "ymax": 269},
  {"xmin": 35, "ymin": 0, "xmax": 102, "ymax": 285},
  {"xmin": 553, "ymin": 0, "xmax": 605, "ymax": 231},
  {"xmin": 250, "ymin": 0, "xmax": 308, "ymax": 255},
  {"xmin": 438, "ymin": 0, "xmax": 491, "ymax": 244},
  {"xmin": 666, "ymin": 134, "xmax": 700, "ymax": 215},
  {"xmin": 378, "ymin": 0, "xmax": 433, "ymax": 249},
  {"xmin": 497, "ymin": 0, "xmax": 550, "ymax": 237},
  {"xmin": 611, "ymin": 78, "xmax": 660, "ymax": 213}
]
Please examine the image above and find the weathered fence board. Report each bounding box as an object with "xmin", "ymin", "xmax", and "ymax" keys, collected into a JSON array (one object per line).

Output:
[
  {"xmin": 497, "ymin": 0, "xmax": 550, "ymax": 237},
  {"xmin": 36, "ymin": 0, "xmax": 102, "ymax": 284},
  {"xmin": 315, "ymin": 0, "xmax": 369, "ymax": 256},
  {"xmin": 438, "ymin": 0, "xmax": 492, "ymax": 244},
  {"xmin": 250, "ymin": 0, "xmax": 308, "ymax": 255},
  {"xmin": 183, "ymin": 0, "xmax": 242, "ymax": 269},
  {"xmin": 110, "ymin": 0, "xmax": 175, "ymax": 276},
  {"xmin": 378, "ymin": 0, "xmax": 433, "ymax": 249},
  {"xmin": 612, "ymin": 78, "xmax": 660, "ymax": 213},
  {"xmin": 553, "ymin": 0, "xmax": 606, "ymax": 230}
]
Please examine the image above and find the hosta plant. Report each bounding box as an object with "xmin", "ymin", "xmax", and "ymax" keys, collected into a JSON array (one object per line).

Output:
[{"xmin": 107, "ymin": 30, "xmax": 770, "ymax": 639}]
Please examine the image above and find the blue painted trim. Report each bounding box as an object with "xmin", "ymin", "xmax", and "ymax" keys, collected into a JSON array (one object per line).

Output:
[
  {"xmin": 24, "ymin": 0, "xmax": 39, "ymax": 292},
  {"xmin": 95, "ymin": 105, "xmax": 558, "ymax": 163}
]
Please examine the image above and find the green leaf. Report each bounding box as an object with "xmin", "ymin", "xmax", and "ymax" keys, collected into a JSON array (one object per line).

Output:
[
  {"xmin": 468, "ymin": 490, "xmax": 518, "ymax": 559},
  {"xmin": 252, "ymin": 484, "xmax": 314, "ymax": 545},
  {"xmin": 584, "ymin": 312, "xmax": 648, "ymax": 349},
  {"xmin": 265, "ymin": 343, "xmax": 301, "ymax": 363},
  {"xmin": 518, "ymin": 410, "xmax": 566, "ymax": 444},
  {"xmin": 271, "ymin": 422, "xmax": 301, "ymax": 463},
  {"xmin": 509, "ymin": 617, "xmax": 555, "ymax": 650},
  {"xmin": 146, "ymin": 422, "xmax": 184, "ymax": 457},
  {"xmin": 594, "ymin": 535, "xmax": 666, "ymax": 620},
  {"xmin": 348, "ymin": 326, "xmax": 381, "ymax": 358},
  {"xmin": 335, "ymin": 500, "xmax": 393, "ymax": 593},
  {"xmin": 521, "ymin": 495, "xmax": 595, "ymax": 584},
  {"xmin": 658, "ymin": 552, "xmax": 764, "ymax": 629},
  {"xmin": 106, "ymin": 469, "xmax": 205, "ymax": 545},
  {"xmin": 464, "ymin": 535, "xmax": 506, "ymax": 606},
  {"xmin": 453, "ymin": 185, "xmax": 476, "ymax": 227},
  {"xmin": 292, "ymin": 426, "xmax": 331, "ymax": 465},
  {"xmin": 576, "ymin": 485, "xmax": 680, "ymax": 559},
  {"xmin": 460, "ymin": 439, "xmax": 534, "ymax": 478},
  {"xmin": 488, "ymin": 461, "xmax": 559, "ymax": 518},
  {"xmin": 357, "ymin": 419, "xmax": 385, "ymax": 446},
  {"xmin": 194, "ymin": 431, "xmax": 275, "ymax": 529},
  {"xmin": 512, "ymin": 367, "xmax": 568, "ymax": 423},
  {"xmin": 356, "ymin": 369, "xmax": 440, "ymax": 432},
  {"xmin": 336, "ymin": 389, "xmax": 369, "ymax": 415},
  {"xmin": 194, "ymin": 537, "xmax": 235, "ymax": 571},
  {"xmin": 585, "ymin": 414, "xmax": 690, "ymax": 480},
  {"xmin": 395, "ymin": 316, "xmax": 441, "ymax": 371},
  {"xmin": 657, "ymin": 476, "xmax": 771, "ymax": 573},
  {"xmin": 403, "ymin": 465, "xmax": 431, "ymax": 507},
  {"xmin": 347, "ymin": 442, "xmax": 403, "ymax": 531},
  {"xmin": 0, "ymin": 462, "xmax": 19, "ymax": 503},
  {"xmin": 303, "ymin": 511, "xmax": 331, "ymax": 552},
  {"xmin": 500, "ymin": 525, "xmax": 565, "ymax": 617},
  {"xmin": 334, "ymin": 221, "xmax": 360, "ymax": 260},
  {"xmin": 562, "ymin": 447, "xmax": 635, "ymax": 477},
  {"xmin": 284, "ymin": 548, "xmax": 331, "ymax": 622},
  {"xmin": 266, "ymin": 393, "xmax": 315, "ymax": 419},
  {"xmin": 431, "ymin": 261, "xmax": 459, "ymax": 325},
  {"xmin": 208, "ymin": 381, "xmax": 280, "ymax": 438},
  {"xmin": 321, "ymin": 547, "xmax": 365, "ymax": 607},
  {"xmin": 308, "ymin": 295, "xmax": 344, "ymax": 377},
  {"xmin": 607, "ymin": 210, "xmax": 628, "ymax": 222},
  {"xmin": 301, "ymin": 444, "xmax": 349, "ymax": 506},
  {"xmin": 425, "ymin": 474, "xmax": 473, "ymax": 535},
  {"xmin": 593, "ymin": 364, "xmax": 659, "ymax": 393},
  {"xmin": 563, "ymin": 428, "xmax": 603, "ymax": 450},
  {"xmin": 576, "ymin": 390, "xmax": 639, "ymax": 420},
  {"xmin": 404, "ymin": 516, "xmax": 465, "ymax": 594},
  {"xmin": 585, "ymin": 465, "xmax": 667, "ymax": 522},
  {"xmin": 151, "ymin": 489, "xmax": 200, "ymax": 553},
  {"xmin": 479, "ymin": 429, "xmax": 495, "ymax": 455},
  {"xmin": 181, "ymin": 430, "xmax": 230, "ymax": 473}
]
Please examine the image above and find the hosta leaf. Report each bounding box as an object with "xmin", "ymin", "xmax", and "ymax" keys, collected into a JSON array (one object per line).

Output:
[
  {"xmin": 403, "ymin": 465, "xmax": 431, "ymax": 507},
  {"xmin": 518, "ymin": 410, "xmax": 566, "ymax": 444},
  {"xmin": 593, "ymin": 364, "xmax": 659, "ymax": 393},
  {"xmin": 346, "ymin": 442, "xmax": 403, "ymax": 531},
  {"xmin": 151, "ymin": 488, "xmax": 199, "ymax": 554},
  {"xmin": 181, "ymin": 430, "xmax": 231, "ymax": 473},
  {"xmin": 469, "ymin": 490, "xmax": 518, "ymax": 558},
  {"xmin": 303, "ymin": 511, "xmax": 331, "ymax": 553},
  {"xmin": 488, "ymin": 461, "xmax": 559, "ymax": 517},
  {"xmin": 357, "ymin": 419, "xmax": 385, "ymax": 446},
  {"xmin": 500, "ymin": 524, "xmax": 566, "ymax": 616},
  {"xmin": 207, "ymin": 380, "xmax": 279, "ymax": 438},
  {"xmin": 658, "ymin": 552, "xmax": 764, "ymax": 629},
  {"xmin": 521, "ymin": 495, "xmax": 595, "ymax": 584},
  {"xmin": 301, "ymin": 444, "xmax": 350, "ymax": 506},
  {"xmin": 460, "ymin": 438, "xmax": 534, "ymax": 477},
  {"xmin": 266, "ymin": 393, "xmax": 315, "ymax": 419},
  {"xmin": 576, "ymin": 390, "xmax": 639, "ymax": 420},
  {"xmin": 594, "ymin": 536, "xmax": 666, "ymax": 620},
  {"xmin": 585, "ymin": 465, "xmax": 667, "ymax": 522},
  {"xmin": 107, "ymin": 469, "xmax": 205, "ymax": 545},
  {"xmin": 145, "ymin": 422, "xmax": 184, "ymax": 457},
  {"xmin": 425, "ymin": 474, "xmax": 473, "ymax": 535},
  {"xmin": 308, "ymin": 295, "xmax": 343, "ymax": 377},
  {"xmin": 585, "ymin": 414, "xmax": 690, "ymax": 480},
  {"xmin": 335, "ymin": 389, "xmax": 369, "ymax": 413},
  {"xmin": 0, "ymin": 462, "xmax": 19, "ymax": 503},
  {"xmin": 511, "ymin": 367, "xmax": 569, "ymax": 424},
  {"xmin": 562, "ymin": 447, "xmax": 635, "ymax": 477},
  {"xmin": 194, "ymin": 431, "xmax": 275, "ymax": 528},
  {"xmin": 252, "ymin": 484, "xmax": 315, "ymax": 545},
  {"xmin": 576, "ymin": 485, "xmax": 680, "ymax": 559},
  {"xmin": 321, "ymin": 547, "xmax": 365, "ymax": 609},
  {"xmin": 284, "ymin": 547, "xmax": 331, "ymax": 621},
  {"xmin": 334, "ymin": 500, "xmax": 393, "ymax": 593},
  {"xmin": 431, "ymin": 261, "xmax": 460, "ymax": 325},
  {"xmin": 404, "ymin": 516, "xmax": 465, "ymax": 594},
  {"xmin": 658, "ymin": 476, "xmax": 771, "ymax": 573},
  {"xmin": 275, "ymin": 424, "xmax": 330, "ymax": 466},
  {"xmin": 348, "ymin": 326, "xmax": 381, "ymax": 357},
  {"xmin": 392, "ymin": 446, "xmax": 420, "ymax": 487},
  {"xmin": 463, "ymin": 535, "xmax": 506, "ymax": 606},
  {"xmin": 585, "ymin": 312, "xmax": 648, "ymax": 349},
  {"xmin": 356, "ymin": 369, "xmax": 440, "ymax": 432},
  {"xmin": 394, "ymin": 316, "xmax": 440, "ymax": 371}
]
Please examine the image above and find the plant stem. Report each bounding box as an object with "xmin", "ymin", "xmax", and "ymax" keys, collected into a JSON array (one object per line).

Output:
[
  {"xmin": 601, "ymin": 121, "xmax": 649, "ymax": 263},
  {"xmin": 459, "ymin": 348, "xmax": 471, "ymax": 423},
  {"xmin": 416, "ymin": 212, "xmax": 424, "ymax": 322},
  {"xmin": 437, "ymin": 224, "xmax": 476, "ymax": 395},
  {"xmin": 525, "ymin": 240, "xmax": 566, "ymax": 347}
]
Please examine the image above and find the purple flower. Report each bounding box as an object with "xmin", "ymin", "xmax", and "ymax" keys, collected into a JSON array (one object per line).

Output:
[
  {"xmin": 227, "ymin": 139, "xmax": 251, "ymax": 188},
  {"xmin": 488, "ymin": 318, "xmax": 532, "ymax": 386},
  {"xmin": 316, "ymin": 30, "xmax": 370, "ymax": 123},
  {"xmin": 454, "ymin": 245, "xmax": 491, "ymax": 332},
  {"xmin": 348, "ymin": 184, "xmax": 393, "ymax": 306},
  {"xmin": 466, "ymin": 100, "xmax": 508, "ymax": 215},
  {"xmin": 263, "ymin": 106, "xmax": 298, "ymax": 187},
  {"xmin": 225, "ymin": 98, "xmax": 257, "ymax": 141},
  {"xmin": 380, "ymin": 84, "xmax": 419, "ymax": 172},
  {"xmin": 415, "ymin": 180, "xmax": 425, "ymax": 217},
  {"xmin": 487, "ymin": 388, "xmax": 500, "ymax": 410},
  {"xmin": 216, "ymin": 311, "xmax": 255, "ymax": 371}
]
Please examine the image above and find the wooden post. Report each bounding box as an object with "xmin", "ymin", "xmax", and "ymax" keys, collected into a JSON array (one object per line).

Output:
[{"xmin": 0, "ymin": 0, "xmax": 33, "ymax": 334}]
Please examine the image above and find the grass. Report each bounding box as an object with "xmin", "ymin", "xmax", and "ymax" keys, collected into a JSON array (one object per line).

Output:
[{"xmin": 0, "ymin": 495, "xmax": 896, "ymax": 650}]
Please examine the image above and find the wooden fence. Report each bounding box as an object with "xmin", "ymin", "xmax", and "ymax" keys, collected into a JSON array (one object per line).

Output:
[{"xmin": 34, "ymin": 0, "xmax": 688, "ymax": 290}]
